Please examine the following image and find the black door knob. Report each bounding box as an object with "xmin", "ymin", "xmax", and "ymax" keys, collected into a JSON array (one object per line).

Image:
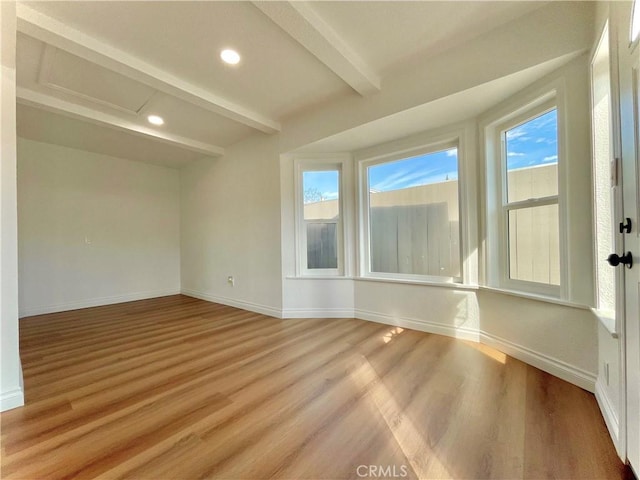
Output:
[{"xmin": 607, "ymin": 252, "xmax": 633, "ymax": 268}]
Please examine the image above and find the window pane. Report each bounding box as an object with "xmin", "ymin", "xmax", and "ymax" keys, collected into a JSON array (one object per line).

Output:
[
  {"xmin": 505, "ymin": 109, "xmax": 558, "ymax": 203},
  {"xmin": 307, "ymin": 223, "xmax": 338, "ymax": 269},
  {"xmin": 303, "ymin": 171, "xmax": 339, "ymax": 220},
  {"xmin": 508, "ymin": 204, "xmax": 560, "ymax": 285},
  {"xmin": 368, "ymin": 148, "xmax": 460, "ymax": 278}
]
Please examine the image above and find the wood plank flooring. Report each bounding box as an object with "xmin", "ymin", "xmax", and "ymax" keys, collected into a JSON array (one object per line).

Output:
[{"xmin": 0, "ymin": 295, "xmax": 631, "ymax": 479}]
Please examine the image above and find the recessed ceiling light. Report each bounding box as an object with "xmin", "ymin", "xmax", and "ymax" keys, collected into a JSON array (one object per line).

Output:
[
  {"xmin": 147, "ymin": 115, "xmax": 164, "ymax": 126},
  {"xmin": 220, "ymin": 49, "xmax": 241, "ymax": 65}
]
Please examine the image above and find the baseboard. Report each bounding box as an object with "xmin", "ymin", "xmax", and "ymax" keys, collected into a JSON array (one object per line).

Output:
[
  {"xmin": 595, "ymin": 377, "xmax": 624, "ymax": 459},
  {"xmin": 480, "ymin": 331, "xmax": 597, "ymax": 392},
  {"xmin": 281, "ymin": 308, "xmax": 355, "ymax": 319},
  {"xmin": 181, "ymin": 289, "xmax": 282, "ymax": 318},
  {"xmin": 0, "ymin": 387, "xmax": 24, "ymax": 412},
  {"xmin": 354, "ymin": 308, "xmax": 480, "ymax": 342},
  {"xmin": 19, "ymin": 288, "xmax": 181, "ymax": 318}
]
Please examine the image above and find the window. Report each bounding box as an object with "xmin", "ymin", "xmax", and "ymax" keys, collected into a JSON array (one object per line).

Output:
[
  {"xmin": 296, "ymin": 162, "xmax": 344, "ymax": 275},
  {"xmin": 361, "ymin": 144, "xmax": 461, "ymax": 282},
  {"xmin": 490, "ymin": 100, "xmax": 562, "ymax": 296},
  {"xmin": 504, "ymin": 109, "xmax": 560, "ymax": 286}
]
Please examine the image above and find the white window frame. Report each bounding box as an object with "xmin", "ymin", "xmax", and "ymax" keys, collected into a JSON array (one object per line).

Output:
[
  {"xmin": 358, "ymin": 139, "xmax": 463, "ymax": 284},
  {"xmin": 294, "ymin": 157, "xmax": 347, "ymax": 277},
  {"xmin": 485, "ymin": 92, "xmax": 568, "ymax": 298},
  {"xmin": 631, "ymin": 0, "xmax": 639, "ymax": 46}
]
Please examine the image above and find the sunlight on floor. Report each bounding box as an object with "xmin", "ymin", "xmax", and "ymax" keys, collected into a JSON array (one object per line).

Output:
[
  {"xmin": 350, "ymin": 357, "xmax": 453, "ymax": 479},
  {"xmin": 382, "ymin": 327, "xmax": 404, "ymax": 344},
  {"xmin": 461, "ymin": 340, "xmax": 507, "ymax": 364}
]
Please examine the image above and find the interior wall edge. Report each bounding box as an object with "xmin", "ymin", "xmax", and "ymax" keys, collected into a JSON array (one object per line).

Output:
[
  {"xmin": 19, "ymin": 288, "xmax": 181, "ymax": 319},
  {"xmin": 281, "ymin": 308, "xmax": 356, "ymax": 319},
  {"xmin": 181, "ymin": 289, "xmax": 282, "ymax": 319},
  {"xmin": 595, "ymin": 376, "xmax": 624, "ymax": 459},
  {"xmin": 0, "ymin": 386, "xmax": 25, "ymax": 412},
  {"xmin": 354, "ymin": 307, "xmax": 480, "ymax": 342},
  {"xmin": 1, "ymin": 0, "xmax": 24, "ymax": 414},
  {"xmin": 478, "ymin": 331, "xmax": 596, "ymax": 393}
]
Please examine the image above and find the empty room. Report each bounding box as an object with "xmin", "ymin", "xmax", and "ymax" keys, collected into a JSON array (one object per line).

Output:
[{"xmin": 1, "ymin": 1, "xmax": 639, "ymax": 479}]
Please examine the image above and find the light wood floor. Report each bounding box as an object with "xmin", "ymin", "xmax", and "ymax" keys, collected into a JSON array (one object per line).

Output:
[{"xmin": 1, "ymin": 295, "xmax": 631, "ymax": 479}]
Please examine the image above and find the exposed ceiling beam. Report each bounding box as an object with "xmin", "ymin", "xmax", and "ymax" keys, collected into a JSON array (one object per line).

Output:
[
  {"xmin": 16, "ymin": 3, "xmax": 280, "ymax": 134},
  {"xmin": 253, "ymin": 1, "xmax": 381, "ymax": 96},
  {"xmin": 17, "ymin": 88, "xmax": 226, "ymax": 158}
]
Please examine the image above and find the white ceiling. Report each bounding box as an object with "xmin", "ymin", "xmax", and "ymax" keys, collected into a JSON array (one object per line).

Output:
[
  {"xmin": 17, "ymin": 104, "xmax": 205, "ymax": 168},
  {"xmin": 14, "ymin": 1, "xmax": 590, "ymax": 168},
  {"xmin": 294, "ymin": 52, "xmax": 582, "ymax": 154},
  {"xmin": 308, "ymin": 1, "xmax": 546, "ymax": 74}
]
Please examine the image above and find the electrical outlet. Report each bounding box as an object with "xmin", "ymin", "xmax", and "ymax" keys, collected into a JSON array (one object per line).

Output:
[
  {"xmin": 603, "ymin": 362, "xmax": 610, "ymax": 385},
  {"xmin": 227, "ymin": 276, "xmax": 235, "ymax": 286}
]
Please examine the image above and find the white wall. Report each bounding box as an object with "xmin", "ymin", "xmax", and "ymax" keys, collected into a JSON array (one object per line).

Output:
[
  {"xmin": 17, "ymin": 138, "xmax": 181, "ymax": 316},
  {"xmin": 180, "ymin": 134, "xmax": 283, "ymax": 317},
  {"xmin": 477, "ymin": 290, "xmax": 597, "ymax": 388},
  {"xmin": 354, "ymin": 281, "xmax": 480, "ymax": 339},
  {"xmin": 1, "ymin": 1, "xmax": 24, "ymax": 412}
]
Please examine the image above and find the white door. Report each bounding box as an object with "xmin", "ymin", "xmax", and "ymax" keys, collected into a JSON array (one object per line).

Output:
[{"xmin": 616, "ymin": 0, "xmax": 640, "ymax": 474}]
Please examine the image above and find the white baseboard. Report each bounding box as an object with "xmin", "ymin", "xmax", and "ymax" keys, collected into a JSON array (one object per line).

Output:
[
  {"xmin": 1, "ymin": 387, "xmax": 24, "ymax": 412},
  {"xmin": 281, "ymin": 308, "xmax": 355, "ymax": 319},
  {"xmin": 595, "ymin": 377, "xmax": 624, "ymax": 459},
  {"xmin": 19, "ymin": 288, "xmax": 181, "ymax": 318},
  {"xmin": 480, "ymin": 331, "xmax": 597, "ymax": 392},
  {"xmin": 354, "ymin": 308, "xmax": 480, "ymax": 342},
  {"xmin": 181, "ymin": 289, "xmax": 281, "ymax": 318}
]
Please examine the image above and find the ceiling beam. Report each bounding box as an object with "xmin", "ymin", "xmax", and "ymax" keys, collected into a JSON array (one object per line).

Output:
[
  {"xmin": 16, "ymin": 3, "xmax": 280, "ymax": 134},
  {"xmin": 253, "ymin": 1, "xmax": 381, "ymax": 96},
  {"xmin": 17, "ymin": 88, "xmax": 226, "ymax": 158}
]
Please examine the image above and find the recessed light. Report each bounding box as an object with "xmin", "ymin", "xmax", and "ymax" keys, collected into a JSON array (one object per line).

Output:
[
  {"xmin": 220, "ymin": 49, "xmax": 240, "ymax": 65},
  {"xmin": 147, "ymin": 115, "xmax": 164, "ymax": 126}
]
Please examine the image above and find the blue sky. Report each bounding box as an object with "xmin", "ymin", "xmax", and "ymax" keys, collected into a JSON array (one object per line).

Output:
[
  {"xmin": 505, "ymin": 109, "xmax": 558, "ymax": 171},
  {"xmin": 304, "ymin": 109, "xmax": 557, "ymax": 199},
  {"xmin": 369, "ymin": 148, "xmax": 458, "ymax": 192},
  {"xmin": 303, "ymin": 170, "xmax": 340, "ymax": 202}
]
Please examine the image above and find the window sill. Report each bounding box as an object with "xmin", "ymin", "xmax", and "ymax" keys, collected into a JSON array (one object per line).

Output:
[
  {"xmin": 479, "ymin": 286, "xmax": 589, "ymax": 310},
  {"xmin": 591, "ymin": 308, "xmax": 618, "ymax": 338},
  {"xmin": 286, "ymin": 275, "xmax": 479, "ymax": 290},
  {"xmin": 286, "ymin": 275, "xmax": 354, "ymax": 280},
  {"xmin": 355, "ymin": 276, "xmax": 478, "ymax": 290}
]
